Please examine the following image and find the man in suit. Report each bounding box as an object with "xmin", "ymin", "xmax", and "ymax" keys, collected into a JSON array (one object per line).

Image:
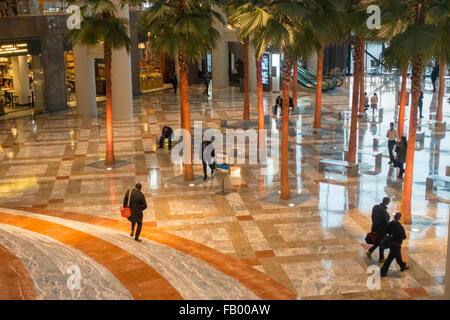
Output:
[
  {"xmin": 366, "ymin": 197, "xmax": 391, "ymax": 263},
  {"xmin": 201, "ymin": 137, "xmax": 215, "ymax": 180},
  {"xmin": 123, "ymin": 183, "xmax": 147, "ymax": 242},
  {"xmin": 380, "ymin": 212, "xmax": 409, "ymax": 277}
]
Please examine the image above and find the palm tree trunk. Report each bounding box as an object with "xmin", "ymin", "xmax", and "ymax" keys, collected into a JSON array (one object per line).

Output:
[
  {"xmin": 292, "ymin": 58, "xmax": 298, "ymax": 108},
  {"xmin": 348, "ymin": 35, "xmax": 362, "ymax": 163},
  {"xmin": 401, "ymin": 55, "xmax": 423, "ymax": 224},
  {"xmin": 280, "ymin": 52, "xmax": 292, "ymax": 200},
  {"xmin": 104, "ymin": 41, "xmax": 115, "ymax": 166},
  {"xmin": 437, "ymin": 61, "xmax": 445, "ymax": 121},
  {"xmin": 358, "ymin": 38, "xmax": 365, "ymax": 113},
  {"xmin": 398, "ymin": 65, "xmax": 408, "ymax": 137},
  {"xmin": 313, "ymin": 49, "xmax": 324, "ymax": 129},
  {"xmin": 243, "ymin": 37, "xmax": 250, "ymax": 120},
  {"xmin": 178, "ymin": 51, "xmax": 194, "ymax": 181},
  {"xmin": 256, "ymin": 57, "xmax": 264, "ymax": 149}
]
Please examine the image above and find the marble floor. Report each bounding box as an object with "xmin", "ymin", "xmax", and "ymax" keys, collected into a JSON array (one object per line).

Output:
[{"xmin": 0, "ymin": 75, "xmax": 449, "ymax": 300}]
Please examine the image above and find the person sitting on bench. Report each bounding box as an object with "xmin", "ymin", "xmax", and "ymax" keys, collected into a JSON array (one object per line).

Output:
[{"xmin": 159, "ymin": 126, "xmax": 173, "ymax": 149}]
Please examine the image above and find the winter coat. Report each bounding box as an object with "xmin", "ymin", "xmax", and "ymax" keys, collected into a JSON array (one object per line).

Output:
[
  {"xmin": 371, "ymin": 204, "xmax": 390, "ymax": 237},
  {"xmin": 395, "ymin": 142, "xmax": 407, "ymax": 163},
  {"xmin": 386, "ymin": 220, "xmax": 407, "ymax": 245},
  {"xmin": 123, "ymin": 189, "xmax": 147, "ymax": 223}
]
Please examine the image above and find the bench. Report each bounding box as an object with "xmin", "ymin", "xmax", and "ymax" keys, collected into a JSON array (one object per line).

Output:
[
  {"xmin": 343, "ymin": 150, "xmax": 382, "ymax": 170},
  {"xmin": 426, "ymin": 174, "xmax": 450, "ymax": 193},
  {"xmin": 337, "ymin": 110, "xmax": 352, "ymax": 120},
  {"xmin": 416, "ymin": 131, "xmax": 425, "ymax": 144},
  {"xmin": 221, "ymin": 119, "xmax": 259, "ymax": 129},
  {"xmin": 422, "ymin": 120, "xmax": 446, "ymax": 131},
  {"xmin": 321, "ymin": 120, "xmax": 343, "ymax": 131},
  {"xmin": 319, "ymin": 158, "xmax": 359, "ymax": 177}
]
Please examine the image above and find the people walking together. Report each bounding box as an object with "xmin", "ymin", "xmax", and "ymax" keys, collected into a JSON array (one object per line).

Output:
[{"xmin": 123, "ymin": 183, "xmax": 147, "ymax": 242}]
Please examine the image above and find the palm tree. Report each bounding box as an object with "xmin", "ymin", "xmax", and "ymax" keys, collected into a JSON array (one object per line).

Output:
[
  {"xmin": 338, "ymin": 0, "xmax": 369, "ymax": 164},
  {"xmin": 66, "ymin": 0, "xmax": 131, "ymax": 166},
  {"xmin": 230, "ymin": 0, "xmax": 309, "ymax": 200},
  {"xmin": 435, "ymin": 19, "xmax": 450, "ymax": 122},
  {"xmin": 376, "ymin": 0, "xmax": 450, "ymax": 223},
  {"xmin": 302, "ymin": 0, "xmax": 343, "ymax": 129},
  {"xmin": 140, "ymin": 0, "xmax": 223, "ymax": 181}
]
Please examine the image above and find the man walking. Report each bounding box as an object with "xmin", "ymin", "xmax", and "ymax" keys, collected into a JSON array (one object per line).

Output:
[
  {"xmin": 380, "ymin": 212, "xmax": 409, "ymax": 277},
  {"xmin": 366, "ymin": 197, "xmax": 391, "ymax": 263},
  {"xmin": 201, "ymin": 137, "xmax": 215, "ymax": 180},
  {"xmin": 386, "ymin": 122, "xmax": 398, "ymax": 165},
  {"xmin": 418, "ymin": 91, "xmax": 424, "ymax": 119},
  {"xmin": 171, "ymin": 74, "xmax": 178, "ymax": 94},
  {"xmin": 203, "ymin": 72, "xmax": 210, "ymax": 96},
  {"xmin": 123, "ymin": 183, "xmax": 147, "ymax": 242},
  {"xmin": 370, "ymin": 92, "xmax": 378, "ymax": 115}
]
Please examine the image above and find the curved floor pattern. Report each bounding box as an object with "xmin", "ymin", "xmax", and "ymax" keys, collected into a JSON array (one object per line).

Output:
[
  {"xmin": 0, "ymin": 224, "xmax": 133, "ymax": 300},
  {"xmin": 0, "ymin": 211, "xmax": 182, "ymax": 300},
  {"xmin": 0, "ymin": 209, "xmax": 259, "ymax": 300},
  {"xmin": 5, "ymin": 206, "xmax": 297, "ymax": 300},
  {"xmin": 0, "ymin": 207, "xmax": 299, "ymax": 299},
  {"xmin": 0, "ymin": 242, "xmax": 35, "ymax": 300}
]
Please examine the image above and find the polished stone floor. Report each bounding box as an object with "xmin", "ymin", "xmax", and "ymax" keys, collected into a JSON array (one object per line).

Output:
[{"xmin": 0, "ymin": 75, "xmax": 449, "ymax": 299}]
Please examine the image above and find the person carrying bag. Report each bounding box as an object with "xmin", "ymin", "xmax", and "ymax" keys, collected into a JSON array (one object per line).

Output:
[{"xmin": 122, "ymin": 183, "xmax": 147, "ymax": 242}]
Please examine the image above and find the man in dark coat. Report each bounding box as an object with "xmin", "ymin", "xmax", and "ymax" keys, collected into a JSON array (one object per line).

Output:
[
  {"xmin": 203, "ymin": 72, "xmax": 210, "ymax": 96},
  {"xmin": 431, "ymin": 65, "xmax": 439, "ymax": 92},
  {"xmin": 159, "ymin": 126, "xmax": 173, "ymax": 150},
  {"xmin": 366, "ymin": 197, "xmax": 391, "ymax": 263},
  {"xmin": 123, "ymin": 183, "xmax": 147, "ymax": 242},
  {"xmin": 171, "ymin": 74, "xmax": 178, "ymax": 94},
  {"xmin": 381, "ymin": 212, "xmax": 409, "ymax": 277},
  {"xmin": 201, "ymin": 137, "xmax": 215, "ymax": 180}
]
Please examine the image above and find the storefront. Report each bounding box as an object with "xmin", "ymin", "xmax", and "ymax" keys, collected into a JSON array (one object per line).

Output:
[
  {"xmin": 64, "ymin": 50, "xmax": 107, "ymax": 105},
  {"xmin": 0, "ymin": 38, "xmax": 46, "ymax": 116},
  {"xmin": 138, "ymin": 33, "xmax": 174, "ymax": 92}
]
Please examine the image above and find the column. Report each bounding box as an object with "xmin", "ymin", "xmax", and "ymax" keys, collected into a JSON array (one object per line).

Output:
[
  {"xmin": 73, "ymin": 45, "xmax": 97, "ymax": 117},
  {"xmin": 111, "ymin": 0, "xmax": 133, "ymax": 121},
  {"xmin": 212, "ymin": 8, "xmax": 228, "ymax": 90},
  {"xmin": 249, "ymin": 45, "xmax": 257, "ymax": 93},
  {"xmin": 11, "ymin": 55, "xmax": 31, "ymax": 105}
]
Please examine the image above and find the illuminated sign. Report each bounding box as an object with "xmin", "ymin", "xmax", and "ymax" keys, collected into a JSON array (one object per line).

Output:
[
  {"xmin": 261, "ymin": 54, "xmax": 269, "ymax": 85},
  {"xmin": 0, "ymin": 43, "xmax": 28, "ymax": 56}
]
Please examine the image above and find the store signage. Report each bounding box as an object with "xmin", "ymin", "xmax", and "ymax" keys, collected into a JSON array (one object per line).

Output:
[
  {"xmin": 0, "ymin": 39, "xmax": 41, "ymax": 57},
  {"xmin": 0, "ymin": 43, "xmax": 28, "ymax": 56},
  {"xmin": 261, "ymin": 54, "xmax": 269, "ymax": 85}
]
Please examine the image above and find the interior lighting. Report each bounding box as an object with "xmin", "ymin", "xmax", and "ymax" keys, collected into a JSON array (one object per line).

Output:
[{"xmin": 289, "ymin": 203, "xmax": 295, "ymax": 207}]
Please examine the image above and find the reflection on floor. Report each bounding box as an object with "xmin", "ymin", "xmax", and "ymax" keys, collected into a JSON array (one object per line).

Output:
[{"xmin": 0, "ymin": 75, "xmax": 449, "ymax": 299}]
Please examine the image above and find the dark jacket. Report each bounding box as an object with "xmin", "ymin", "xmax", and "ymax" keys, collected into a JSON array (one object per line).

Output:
[
  {"xmin": 123, "ymin": 189, "xmax": 147, "ymax": 223},
  {"xmin": 162, "ymin": 126, "xmax": 173, "ymax": 138},
  {"xmin": 172, "ymin": 76, "xmax": 178, "ymax": 85},
  {"xmin": 371, "ymin": 203, "xmax": 390, "ymax": 237},
  {"xmin": 200, "ymin": 140, "xmax": 215, "ymax": 164},
  {"xmin": 395, "ymin": 142, "xmax": 407, "ymax": 163},
  {"xmin": 386, "ymin": 220, "xmax": 407, "ymax": 245}
]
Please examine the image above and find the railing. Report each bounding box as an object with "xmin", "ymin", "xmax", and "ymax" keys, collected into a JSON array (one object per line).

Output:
[{"xmin": 0, "ymin": 0, "xmax": 66, "ymax": 18}]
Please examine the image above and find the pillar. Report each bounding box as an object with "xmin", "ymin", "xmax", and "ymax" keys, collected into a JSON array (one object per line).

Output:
[
  {"xmin": 73, "ymin": 45, "xmax": 97, "ymax": 117},
  {"xmin": 212, "ymin": 8, "xmax": 228, "ymax": 90},
  {"xmin": 11, "ymin": 55, "xmax": 31, "ymax": 105},
  {"xmin": 249, "ymin": 45, "xmax": 257, "ymax": 93},
  {"xmin": 111, "ymin": 0, "xmax": 133, "ymax": 121}
]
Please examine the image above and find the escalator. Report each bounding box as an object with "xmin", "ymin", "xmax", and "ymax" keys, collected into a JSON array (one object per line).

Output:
[{"xmin": 296, "ymin": 65, "xmax": 344, "ymax": 91}]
